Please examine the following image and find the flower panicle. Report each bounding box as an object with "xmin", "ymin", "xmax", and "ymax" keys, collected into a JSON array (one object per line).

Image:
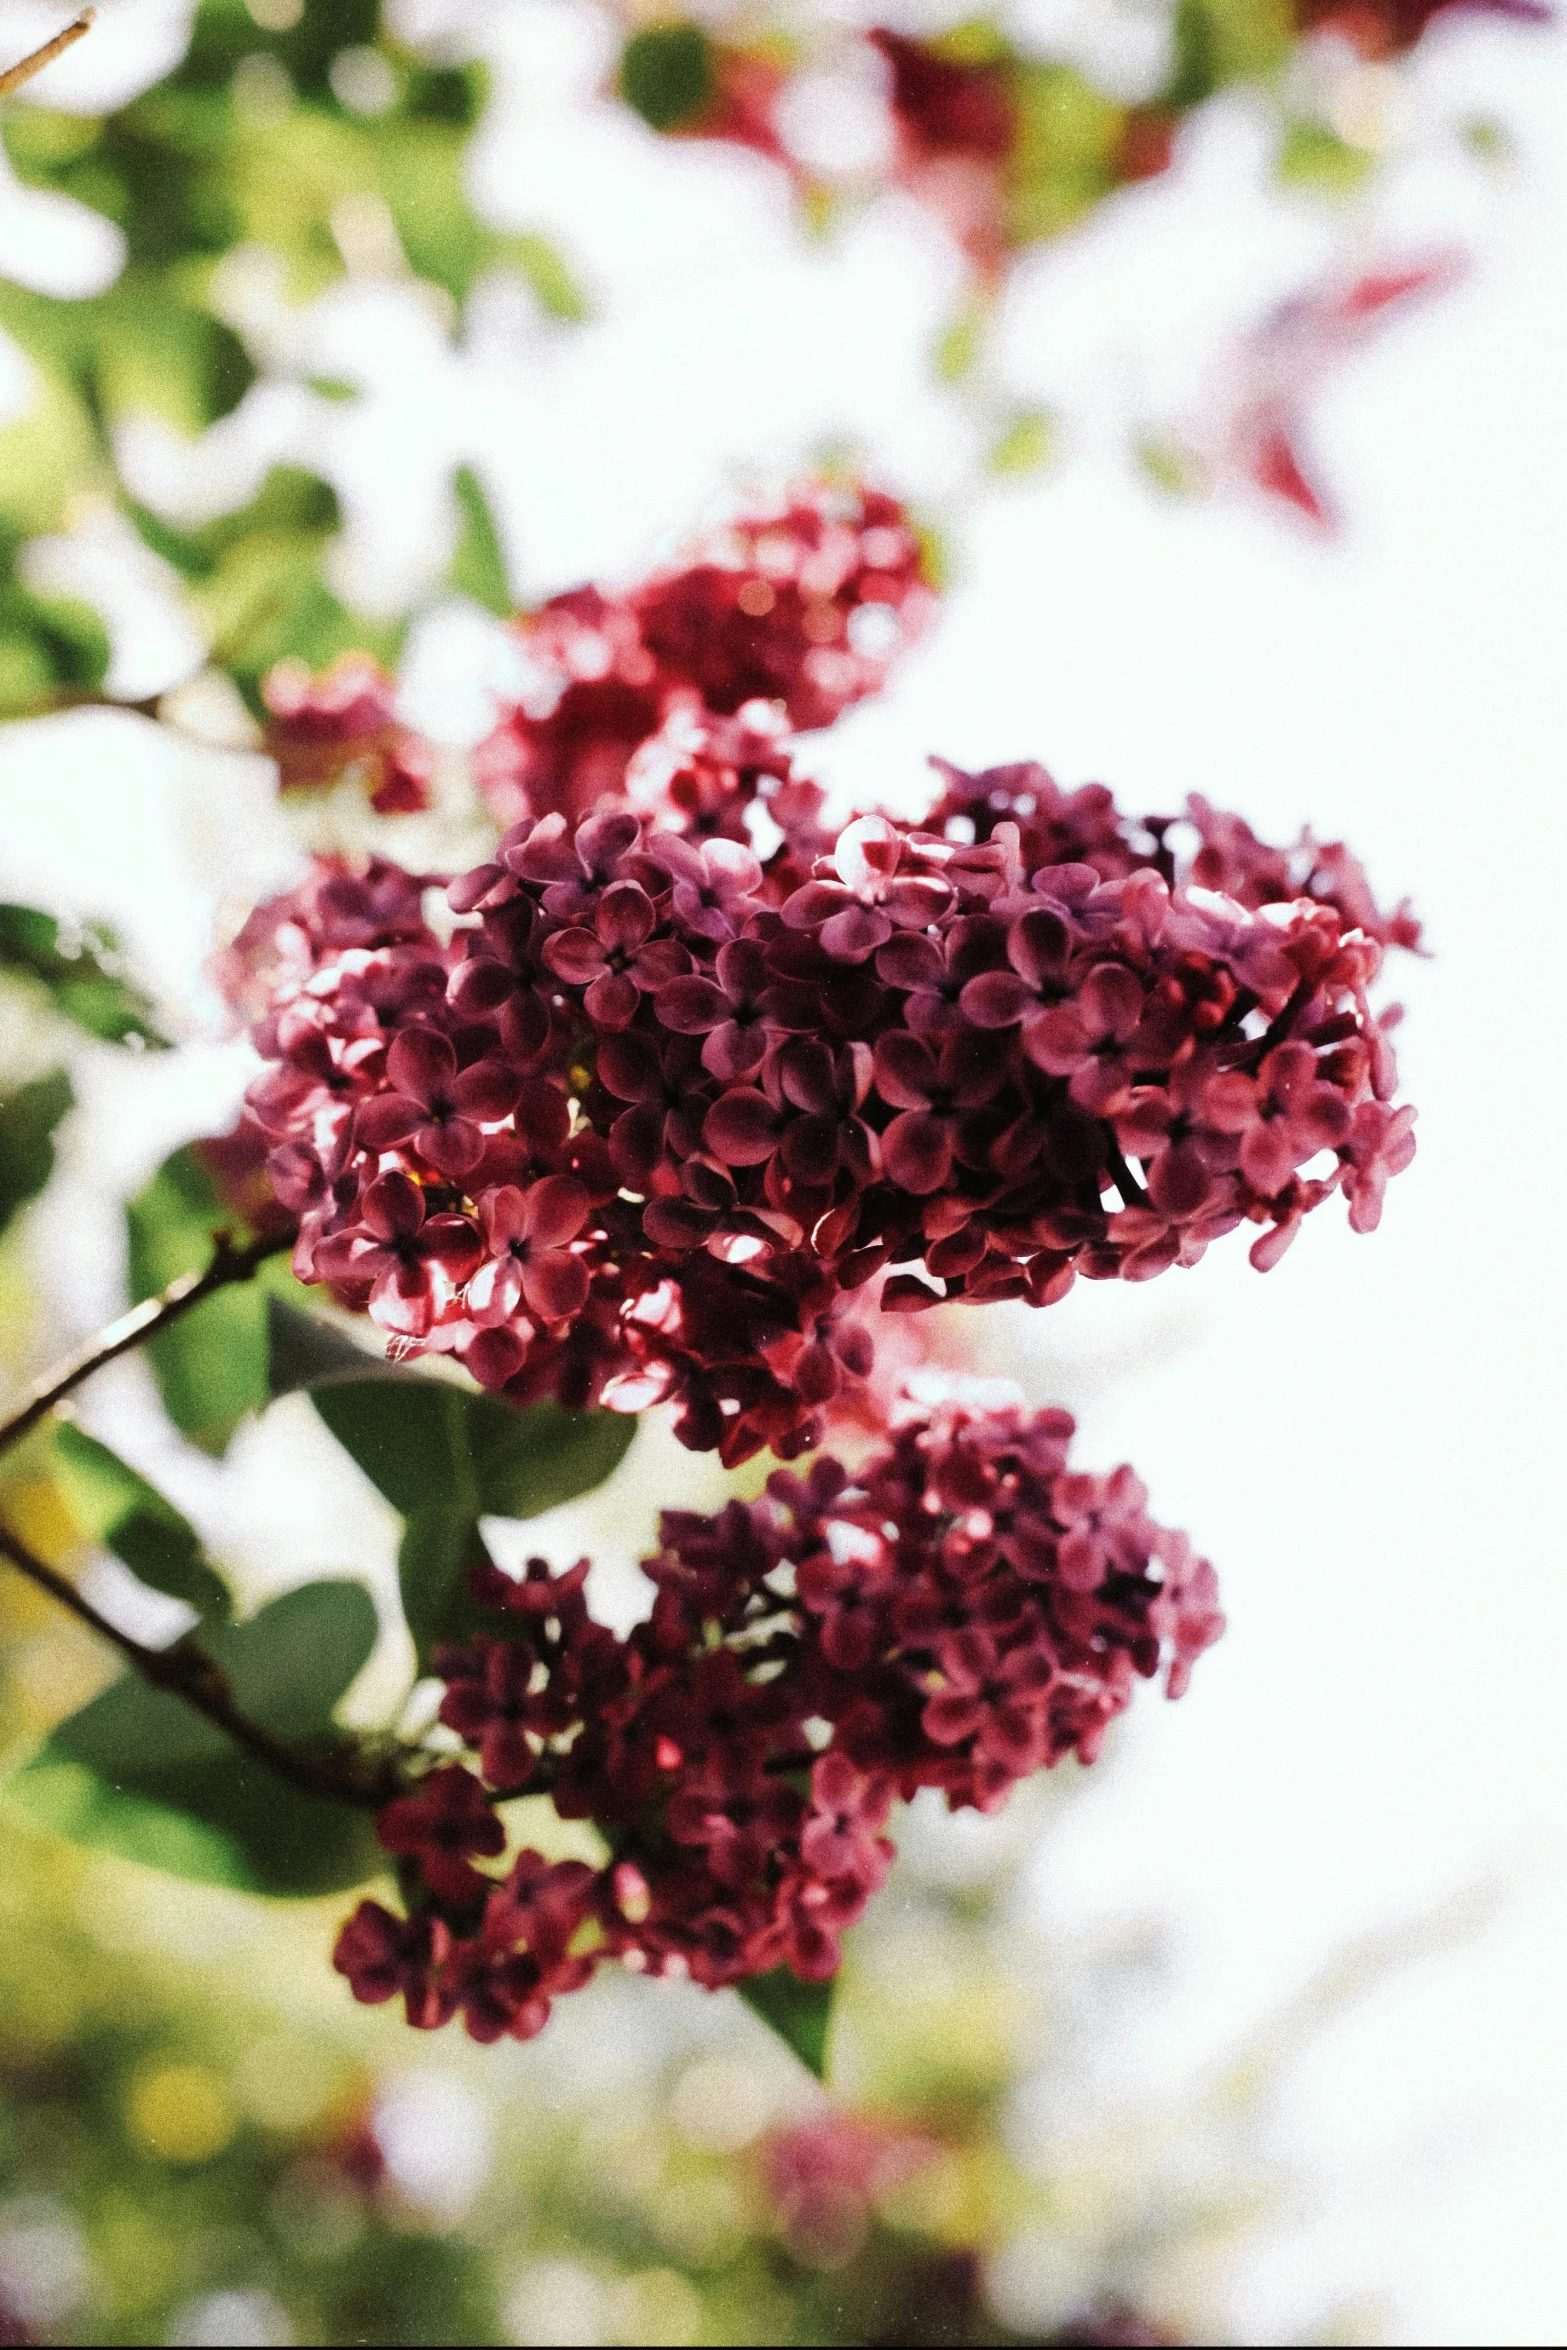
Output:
[
  {"xmin": 234, "ymin": 752, "xmax": 1416, "ymax": 1465},
  {"xmin": 334, "ymin": 1398, "xmax": 1223, "ymax": 2043}
]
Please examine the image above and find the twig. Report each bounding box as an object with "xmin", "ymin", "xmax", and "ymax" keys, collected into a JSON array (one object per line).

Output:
[
  {"xmin": 0, "ymin": 10, "xmax": 94, "ymax": 101},
  {"xmin": 4, "ymin": 688, "xmax": 166, "ymax": 725},
  {"xmin": 1105, "ymin": 1139, "xmax": 1149, "ymax": 1211},
  {"xmin": 0, "ymin": 1225, "xmax": 296, "ymax": 1466},
  {"xmin": 0, "ymin": 1519, "xmax": 396, "ymax": 1809}
]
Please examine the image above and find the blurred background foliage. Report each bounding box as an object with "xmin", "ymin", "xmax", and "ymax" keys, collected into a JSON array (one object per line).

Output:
[
  {"xmin": 0, "ymin": 0, "xmax": 1533, "ymax": 719},
  {"xmin": 0, "ymin": 932, "xmax": 1407, "ymax": 2346},
  {"xmin": 0, "ymin": 0, "xmax": 579, "ymax": 718},
  {"xmin": 0, "ymin": 0, "xmax": 1523, "ymax": 2340}
]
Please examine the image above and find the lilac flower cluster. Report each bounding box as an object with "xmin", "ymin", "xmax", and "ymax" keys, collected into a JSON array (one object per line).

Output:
[
  {"xmin": 334, "ymin": 1400, "xmax": 1222, "ymax": 2041},
  {"xmin": 473, "ymin": 482, "xmax": 933, "ymax": 831},
  {"xmin": 235, "ymin": 752, "xmax": 1415, "ymax": 1463}
]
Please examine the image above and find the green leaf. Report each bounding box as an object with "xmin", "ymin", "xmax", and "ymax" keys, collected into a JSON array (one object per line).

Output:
[
  {"xmin": 398, "ymin": 1508, "xmax": 495, "ymax": 1663},
  {"xmin": 48, "ymin": 1423, "xmax": 231, "ymax": 1624},
  {"xmin": 0, "ymin": 1067, "xmax": 72, "ymax": 1240},
  {"xmin": 1276, "ymin": 119, "xmax": 1375, "ymax": 197},
  {"xmin": 0, "ymin": 528, "xmax": 113, "ymax": 717},
  {"xmin": 267, "ymin": 1300, "xmax": 636, "ymax": 1658},
  {"xmin": 934, "ymin": 304, "xmax": 987, "ymax": 386},
  {"xmin": 0, "ymin": 902, "xmax": 169, "ymax": 1048},
  {"xmin": 739, "ymin": 1970, "xmax": 835, "ymax": 2080},
  {"xmin": 126, "ymin": 1142, "xmax": 309, "ymax": 1456},
  {"xmin": 1004, "ymin": 63, "xmax": 1124, "ymax": 247},
  {"xmin": 987, "ymin": 407, "xmax": 1056, "ymax": 477},
  {"xmin": 620, "ymin": 25, "xmax": 714, "ymax": 134},
  {"xmin": 1163, "ymin": 0, "xmax": 1293, "ymax": 109},
  {"xmin": 504, "ymin": 232, "xmax": 589, "ymax": 325},
  {"xmin": 265, "ymin": 1296, "xmax": 397, "ymax": 1397},
  {"xmin": 305, "ymin": 1379, "xmax": 635, "ymax": 1664},
  {"xmin": 448, "ymin": 465, "xmax": 511, "ymax": 617},
  {"xmin": 309, "ymin": 1380, "xmax": 637, "ymax": 1526},
  {"xmin": 5, "ymin": 1581, "xmax": 383, "ymax": 1895}
]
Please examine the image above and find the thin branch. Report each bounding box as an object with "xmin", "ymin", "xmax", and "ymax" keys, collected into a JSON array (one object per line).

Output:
[
  {"xmin": 4, "ymin": 688, "xmax": 165, "ymax": 725},
  {"xmin": 0, "ymin": 10, "xmax": 94, "ymax": 101},
  {"xmin": 0, "ymin": 1225, "xmax": 296, "ymax": 1466},
  {"xmin": 1238, "ymin": 975, "xmax": 1314, "ymax": 1071},
  {"xmin": 1105, "ymin": 1139, "xmax": 1149, "ymax": 1211},
  {"xmin": 0, "ymin": 1520, "xmax": 397, "ymax": 1809}
]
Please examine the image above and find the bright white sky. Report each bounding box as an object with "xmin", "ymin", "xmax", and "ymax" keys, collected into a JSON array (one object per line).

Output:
[{"xmin": 1, "ymin": 4, "xmax": 1565, "ymax": 2342}]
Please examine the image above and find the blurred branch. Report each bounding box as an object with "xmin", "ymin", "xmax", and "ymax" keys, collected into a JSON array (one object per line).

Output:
[
  {"xmin": 0, "ymin": 10, "xmax": 94, "ymax": 101},
  {"xmin": 0, "ymin": 1226, "xmax": 296, "ymax": 1466},
  {"xmin": 4, "ymin": 689, "xmax": 166, "ymax": 725},
  {"xmin": 0, "ymin": 1518, "xmax": 396, "ymax": 1808}
]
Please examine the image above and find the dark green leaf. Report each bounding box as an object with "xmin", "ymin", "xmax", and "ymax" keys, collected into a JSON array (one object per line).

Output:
[
  {"xmin": 1162, "ymin": 0, "xmax": 1292, "ymax": 110},
  {"xmin": 309, "ymin": 1380, "xmax": 636, "ymax": 1525},
  {"xmin": 620, "ymin": 25, "xmax": 714, "ymax": 134},
  {"xmin": 127, "ymin": 1143, "xmax": 310, "ymax": 1455},
  {"xmin": 739, "ymin": 1969, "xmax": 835, "ymax": 2079},
  {"xmin": 448, "ymin": 465, "xmax": 511, "ymax": 616},
  {"xmin": 4, "ymin": 1581, "xmax": 383, "ymax": 1895},
  {"xmin": 0, "ymin": 1067, "xmax": 72, "ymax": 1240},
  {"xmin": 0, "ymin": 560, "xmax": 112, "ymax": 717},
  {"xmin": 305, "ymin": 1378, "xmax": 635, "ymax": 1663},
  {"xmin": 402, "ymin": 63, "xmax": 486, "ymax": 130},
  {"xmin": 398, "ymin": 1509, "xmax": 495, "ymax": 1664},
  {"xmin": 0, "ymin": 902, "xmax": 169, "ymax": 1048},
  {"xmin": 48, "ymin": 1423, "xmax": 231, "ymax": 1624},
  {"xmin": 265, "ymin": 1296, "xmax": 398, "ymax": 1397}
]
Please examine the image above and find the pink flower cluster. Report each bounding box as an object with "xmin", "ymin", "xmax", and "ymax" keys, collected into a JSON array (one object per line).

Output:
[
  {"xmin": 261, "ymin": 654, "xmax": 437, "ymax": 814},
  {"xmin": 237, "ymin": 744, "xmax": 1415, "ymax": 1463},
  {"xmin": 473, "ymin": 481, "xmax": 932, "ymax": 830},
  {"xmin": 333, "ymin": 1399, "xmax": 1222, "ymax": 2041}
]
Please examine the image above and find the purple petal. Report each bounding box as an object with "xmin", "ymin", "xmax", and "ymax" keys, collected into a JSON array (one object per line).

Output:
[
  {"xmin": 520, "ymin": 1174, "xmax": 589, "ymax": 1248},
  {"xmin": 583, "ymin": 971, "xmax": 641, "ymax": 1030},
  {"xmin": 1146, "ymin": 1145, "xmax": 1212, "ymax": 1218},
  {"xmin": 876, "ymin": 933, "xmax": 943, "ymax": 990},
  {"xmin": 703, "ymin": 1090, "xmax": 780, "ymax": 1166},
  {"xmin": 416, "ymin": 1117, "xmax": 484, "ymax": 1178},
  {"xmin": 882, "ymin": 1110, "xmax": 952, "ymax": 1195},
  {"xmin": 542, "ymin": 929, "xmax": 607, "ymax": 987},
  {"xmin": 354, "ymin": 1095, "xmax": 421, "ymax": 1151},
  {"xmin": 959, "ymin": 971, "xmax": 1033, "ymax": 1028},
  {"xmin": 521, "ymin": 1251, "xmax": 590, "ymax": 1321},
  {"xmin": 1080, "ymin": 962, "xmax": 1145, "ymax": 1042},
  {"xmin": 656, "ymin": 977, "xmax": 730, "ymax": 1034},
  {"xmin": 595, "ymin": 1034, "xmax": 663, "ymax": 1105},
  {"xmin": 453, "ymin": 1058, "xmax": 522, "ymax": 1122},
  {"xmin": 872, "ymin": 1030, "xmax": 936, "ymax": 1111},
  {"xmin": 387, "ymin": 1027, "xmax": 456, "ymax": 1106},
  {"xmin": 818, "ymin": 904, "xmax": 891, "ymax": 962},
  {"xmin": 362, "ymin": 1170, "xmax": 424, "ymax": 1240},
  {"xmin": 702, "ymin": 1021, "xmax": 767, "ymax": 1082},
  {"xmin": 594, "ymin": 882, "xmax": 655, "ymax": 952},
  {"xmin": 780, "ymin": 881, "xmax": 848, "ymax": 931},
  {"xmin": 1021, "ymin": 1004, "xmax": 1089, "ymax": 1076},
  {"xmin": 1008, "ymin": 907, "xmax": 1070, "ymax": 985}
]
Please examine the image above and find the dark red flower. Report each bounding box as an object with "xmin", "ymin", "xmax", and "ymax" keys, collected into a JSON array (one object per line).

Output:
[{"xmin": 375, "ymin": 1765, "xmax": 507, "ymax": 1905}]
